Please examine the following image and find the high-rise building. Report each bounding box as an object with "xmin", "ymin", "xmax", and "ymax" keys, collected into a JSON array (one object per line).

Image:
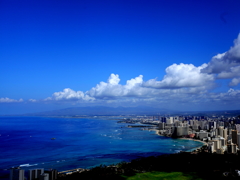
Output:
[
  {"xmin": 206, "ymin": 124, "xmax": 209, "ymax": 130},
  {"xmin": 208, "ymin": 142, "xmax": 214, "ymax": 153},
  {"xmin": 223, "ymin": 128, "xmax": 228, "ymax": 139},
  {"xmin": 192, "ymin": 125, "xmax": 199, "ymax": 130},
  {"xmin": 209, "ymin": 121, "xmax": 216, "ymax": 129},
  {"xmin": 220, "ymin": 137, "xmax": 225, "ymax": 147},
  {"xmin": 199, "ymin": 131, "xmax": 208, "ymax": 140},
  {"xmin": 174, "ymin": 121, "xmax": 180, "ymax": 127},
  {"xmin": 162, "ymin": 117, "xmax": 166, "ymax": 123},
  {"xmin": 227, "ymin": 143, "xmax": 237, "ymax": 153},
  {"xmin": 232, "ymin": 130, "xmax": 237, "ymax": 144},
  {"xmin": 219, "ymin": 121, "xmax": 225, "ymax": 127},
  {"xmin": 215, "ymin": 128, "xmax": 218, "ymax": 136},
  {"xmin": 199, "ymin": 121, "xmax": 207, "ymax": 130},
  {"xmin": 172, "ymin": 126, "xmax": 189, "ymax": 137},
  {"xmin": 212, "ymin": 138, "xmax": 221, "ymax": 149},
  {"xmin": 237, "ymin": 133, "xmax": 240, "ymax": 149},
  {"xmin": 166, "ymin": 117, "xmax": 173, "ymax": 124},
  {"xmin": 193, "ymin": 120, "xmax": 199, "ymax": 126},
  {"xmin": 181, "ymin": 123, "xmax": 188, "ymax": 127},
  {"xmin": 218, "ymin": 126, "xmax": 224, "ymax": 137},
  {"xmin": 10, "ymin": 168, "xmax": 25, "ymax": 180},
  {"xmin": 44, "ymin": 169, "xmax": 58, "ymax": 180},
  {"xmin": 40, "ymin": 173, "xmax": 49, "ymax": 180},
  {"xmin": 29, "ymin": 168, "xmax": 44, "ymax": 180},
  {"xmin": 158, "ymin": 122, "xmax": 165, "ymax": 130},
  {"xmin": 189, "ymin": 120, "xmax": 193, "ymax": 126},
  {"xmin": 216, "ymin": 148, "xmax": 224, "ymax": 154},
  {"xmin": 209, "ymin": 140, "xmax": 220, "ymax": 151},
  {"xmin": 236, "ymin": 124, "xmax": 240, "ymax": 133}
]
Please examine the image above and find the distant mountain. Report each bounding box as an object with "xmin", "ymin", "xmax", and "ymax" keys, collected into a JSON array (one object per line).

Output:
[
  {"xmin": 23, "ymin": 106, "xmax": 176, "ymax": 116},
  {"xmin": 182, "ymin": 109, "xmax": 240, "ymax": 117}
]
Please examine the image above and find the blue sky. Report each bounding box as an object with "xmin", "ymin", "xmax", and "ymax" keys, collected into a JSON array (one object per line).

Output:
[{"xmin": 1, "ymin": 0, "xmax": 240, "ymax": 114}]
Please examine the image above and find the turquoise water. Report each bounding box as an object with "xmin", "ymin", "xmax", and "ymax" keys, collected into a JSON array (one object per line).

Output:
[{"xmin": 0, "ymin": 116, "xmax": 203, "ymax": 177}]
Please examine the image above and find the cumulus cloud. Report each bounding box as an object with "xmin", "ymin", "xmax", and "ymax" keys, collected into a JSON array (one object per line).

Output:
[
  {"xmin": 217, "ymin": 66, "xmax": 240, "ymax": 79},
  {"xmin": 87, "ymin": 74, "xmax": 123, "ymax": 98},
  {"xmin": 44, "ymin": 69, "xmax": 218, "ymax": 106},
  {"xmin": 108, "ymin": 73, "xmax": 120, "ymax": 85},
  {"xmin": 87, "ymin": 74, "xmax": 146, "ymax": 98},
  {"xmin": 0, "ymin": 97, "xmax": 24, "ymax": 103},
  {"xmin": 30, "ymin": 34, "xmax": 240, "ymax": 108},
  {"xmin": 202, "ymin": 33, "xmax": 240, "ymax": 85},
  {"xmin": 227, "ymin": 88, "xmax": 240, "ymax": 96},
  {"xmin": 229, "ymin": 77, "xmax": 240, "ymax": 86},
  {"xmin": 206, "ymin": 88, "xmax": 240, "ymax": 103},
  {"xmin": 45, "ymin": 88, "xmax": 95, "ymax": 101},
  {"xmin": 143, "ymin": 63, "xmax": 214, "ymax": 89}
]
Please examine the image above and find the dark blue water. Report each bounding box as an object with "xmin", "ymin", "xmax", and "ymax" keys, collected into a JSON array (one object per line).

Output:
[{"xmin": 0, "ymin": 116, "xmax": 203, "ymax": 178}]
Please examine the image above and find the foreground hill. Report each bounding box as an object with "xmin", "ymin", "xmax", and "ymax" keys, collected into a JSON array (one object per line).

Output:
[{"xmin": 58, "ymin": 151, "xmax": 240, "ymax": 180}]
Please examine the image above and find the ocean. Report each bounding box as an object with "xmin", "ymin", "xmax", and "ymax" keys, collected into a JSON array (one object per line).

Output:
[{"xmin": 0, "ymin": 116, "xmax": 203, "ymax": 178}]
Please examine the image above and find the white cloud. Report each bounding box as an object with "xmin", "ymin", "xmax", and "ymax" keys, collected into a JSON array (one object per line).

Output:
[
  {"xmin": 229, "ymin": 77, "xmax": 240, "ymax": 86},
  {"xmin": 217, "ymin": 66, "xmax": 240, "ymax": 79},
  {"xmin": 27, "ymin": 34, "xmax": 240, "ymax": 109},
  {"xmin": 87, "ymin": 73, "xmax": 147, "ymax": 98},
  {"xmin": 42, "ymin": 71, "xmax": 224, "ymax": 108},
  {"xmin": 84, "ymin": 72, "xmax": 240, "ymax": 109},
  {"xmin": 201, "ymin": 33, "xmax": 240, "ymax": 86},
  {"xmin": 205, "ymin": 88, "xmax": 240, "ymax": 104},
  {"xmin": 0, "ymin": 97, "xmax": 23, "ymax": 103},
  {"xmin": 227, "ymin": 88, "xmax": 240, "ymax": 96},
  {"xmin": 143, "ymin": 63, "xmax": 214, "ymax": 89},
  {"xmin": 108, "ymin": 74, "xmax": 120, "ymax": 85},
  {"xmin": 45, "ymin": 88, "xmax": 95, "ymax": 101},
  {"xmin": 28, "ymin": 99, "xmax": 37, "ymax": 102}
]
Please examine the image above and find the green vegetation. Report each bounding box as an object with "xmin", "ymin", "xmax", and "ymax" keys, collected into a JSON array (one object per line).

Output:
[
  {"xmin": 58, "ymin": 152, "xmax": 240, "ymax": 180},
  {"xmin": 123, "ymin": 171, "xmax": 203, "ymax": 180}
]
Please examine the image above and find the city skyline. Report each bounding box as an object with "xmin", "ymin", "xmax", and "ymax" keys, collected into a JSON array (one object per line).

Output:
[{"xmin": 1, "ymin": 0, "xmax": 240, "ymax": 114}]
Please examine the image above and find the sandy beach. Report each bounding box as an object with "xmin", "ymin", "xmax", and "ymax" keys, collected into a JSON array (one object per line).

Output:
[{"xmin": 154, "ymin": 129, "xmax": 207, "ymax": 152}]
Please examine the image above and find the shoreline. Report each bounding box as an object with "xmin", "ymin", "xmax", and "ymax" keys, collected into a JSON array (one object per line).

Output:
[
  {"xmin": 59, "ymin": 128, "xmax": 207, "ymax": 175},
  {"xmin": 153, "ymin": 129, "xmax": 207, "ymax": 152}
]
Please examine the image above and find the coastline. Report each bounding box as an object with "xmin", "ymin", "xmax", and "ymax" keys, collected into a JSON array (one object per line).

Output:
[
  {"xmin": 154, "ymin": 130, "xmax": 207, "ymax": 152},
  {"xmin": 59, "ymin": 128, "xmax": 207, "ymax": 176},
  {"xmin": 1, "ymin": 117, "xmax": 206, "ymax": 177}
]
